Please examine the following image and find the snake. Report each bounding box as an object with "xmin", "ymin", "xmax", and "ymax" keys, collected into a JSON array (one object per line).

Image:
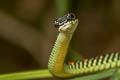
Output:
[{"xmin": 48, "ymin": 13, "xmax": 120, "ymax": 78}]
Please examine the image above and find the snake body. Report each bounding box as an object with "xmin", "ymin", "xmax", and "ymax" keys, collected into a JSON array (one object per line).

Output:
[{"xmin": 48, "ymin": 13, "xmax": 120, "ymax": 77}]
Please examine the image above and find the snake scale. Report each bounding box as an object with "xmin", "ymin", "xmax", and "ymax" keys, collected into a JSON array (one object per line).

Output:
[{"xmin": 48, "ymin": 13, "xmax": 120, "ymax": 78}]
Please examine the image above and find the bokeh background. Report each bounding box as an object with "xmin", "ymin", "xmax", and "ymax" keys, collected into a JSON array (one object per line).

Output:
[{"xmin": 0, "ymin": 0, "xmax": 120, "ymax": 80}]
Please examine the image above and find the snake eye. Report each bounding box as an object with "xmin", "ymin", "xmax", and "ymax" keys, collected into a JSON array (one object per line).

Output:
[
  {"xmin": 70, "ymin": 13, "xmax": 75, "ymax": 19},
  {"xmin": 67, "ymin": 13, "xmax": 76, "ymax": 20}
]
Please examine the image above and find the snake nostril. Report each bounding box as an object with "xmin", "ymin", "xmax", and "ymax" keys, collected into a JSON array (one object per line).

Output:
[{"xmin": 54, "ymin": 23, "xmax": 60, "ymax": 28}]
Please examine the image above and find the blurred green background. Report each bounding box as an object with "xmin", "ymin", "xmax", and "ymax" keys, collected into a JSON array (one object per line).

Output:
[{"xmin": 0, "ymin": 0, "xmax": 120, "ymax": 80}]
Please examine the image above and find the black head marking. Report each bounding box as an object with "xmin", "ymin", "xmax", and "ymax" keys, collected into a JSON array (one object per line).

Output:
[{"xmin": 54, "ymin": 13, "xmax": 76, "ymax": 28}]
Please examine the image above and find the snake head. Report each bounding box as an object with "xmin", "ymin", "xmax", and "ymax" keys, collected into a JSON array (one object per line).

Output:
[{"xmin": 54, "ymin": 13, "xmax": 78, "ymax": 33}]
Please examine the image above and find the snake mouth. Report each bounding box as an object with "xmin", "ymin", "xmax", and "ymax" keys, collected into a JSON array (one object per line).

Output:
[
  {"xmin": 54, "ymin": 13, "xmax": 77, "ymax": 28},
  {"xmin": 58, "ymin": 18, "xmax": 78, "ymax": 33}
]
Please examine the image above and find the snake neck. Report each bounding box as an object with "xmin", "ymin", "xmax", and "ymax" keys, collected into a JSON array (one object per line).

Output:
[{"xmin": 48, "ymin": 32, "xmax": 73, "ymax": 77}]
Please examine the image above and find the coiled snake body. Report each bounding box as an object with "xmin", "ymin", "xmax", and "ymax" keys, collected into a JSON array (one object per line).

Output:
[{"xmin": 48, "ymin": 13, "xmax": 120, "ymax": 77}]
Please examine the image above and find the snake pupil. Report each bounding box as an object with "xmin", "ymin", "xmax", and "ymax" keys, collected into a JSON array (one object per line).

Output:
[{"xmin": 67, "ymin": 13, "xmax": 76, "ymax": 20}]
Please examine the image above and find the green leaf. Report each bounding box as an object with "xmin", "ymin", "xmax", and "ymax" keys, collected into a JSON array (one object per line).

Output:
[{"xmin": 0, "ymin": 69, "xmax": 53, "ymax": 80}]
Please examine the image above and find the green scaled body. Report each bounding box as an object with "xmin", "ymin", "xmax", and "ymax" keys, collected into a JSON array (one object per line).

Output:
[
  {"xmin": 64, "ymin": 52, "xmax": 120, "ymax": 74},
  {"xmin": 48, "ymin": 13, "xmax": 120, "ymax": 78}
]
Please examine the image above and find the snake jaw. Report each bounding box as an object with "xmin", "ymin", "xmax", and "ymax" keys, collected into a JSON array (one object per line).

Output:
[{"xmin": 58, "ymin": 19, "xmax": 78, "ymax": 33}]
